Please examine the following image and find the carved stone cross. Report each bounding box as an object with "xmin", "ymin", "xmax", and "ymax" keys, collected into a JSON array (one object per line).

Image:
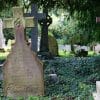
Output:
[
  {"xmin": 3, "ymin": 7, "xmax": 44, "ymax": 98},
  {"xmin": 3, "ymin": 7, "xmax": 34, "ymax": 29},
  {"xmin": 24, "ymin": 4, "xmax": 46, "ymax": 52}
]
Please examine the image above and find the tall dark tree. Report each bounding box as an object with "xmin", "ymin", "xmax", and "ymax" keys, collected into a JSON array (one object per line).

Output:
[{"xmin": 1, "ymin": 0, "xmax": 100, "ymax": 52}]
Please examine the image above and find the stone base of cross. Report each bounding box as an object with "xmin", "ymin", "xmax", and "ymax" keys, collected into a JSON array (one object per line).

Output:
[{"xmin": 93, "ymin": 81, "xmax": 100, "ymax": 100}]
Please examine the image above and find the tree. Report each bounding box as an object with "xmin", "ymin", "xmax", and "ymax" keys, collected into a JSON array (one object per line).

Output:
[{"xmin": 1, "ymin": 0, "xmax": 100, "ymax": 53}]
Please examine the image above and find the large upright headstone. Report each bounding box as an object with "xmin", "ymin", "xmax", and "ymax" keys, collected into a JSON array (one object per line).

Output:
[
  {"xmin": 3, "ymin": 7, "xmax": 44, "ymax": 98},
  {"xmin": 25, "ymin": 4, "xmax": 46, "ymax": 52},
  {"xmin": 0, "ymin": 19, "xmax": 5, "ymax": 49}
]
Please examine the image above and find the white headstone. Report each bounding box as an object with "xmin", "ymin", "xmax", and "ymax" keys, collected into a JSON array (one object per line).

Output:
[
  {"xmin": 95, "ymin": 44, "xmax": 100, "ymax": 54},
  {"xmin": 93, "ymin": 81, "xmax": 100, "ymax": 100},
  {"xmin": 58, "ymin": 45, "xmax": 71, "ymax": 52},
  {"xmin": 0, "ymin": 19, "xmax": 5, "ymax": 49}
]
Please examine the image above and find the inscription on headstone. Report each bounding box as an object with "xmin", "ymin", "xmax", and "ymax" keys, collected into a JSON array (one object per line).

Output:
[{"xmin": 3, "ymin": 7, "xmax": 44, "ymax": 98}]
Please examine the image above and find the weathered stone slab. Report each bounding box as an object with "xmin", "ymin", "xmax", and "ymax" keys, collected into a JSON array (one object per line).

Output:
[
  {"xmin": 3, "ymin": 6, "xmax": 44, "ymax": 98},
  {"xmin": 0, "ymin": 19, "xmax": 6, "ymax": 49},
  {"xmin": 48, "ymin": 35, "xmax": 58, "ymax": 56}
]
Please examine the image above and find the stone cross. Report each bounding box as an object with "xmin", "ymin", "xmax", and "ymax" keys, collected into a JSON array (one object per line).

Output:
[
  {"xmin": 93, "ymin": 81, "xmax": 100, "ymax": 100},
  {"xmin": 0, "ymin": 19, "xmax": 5, "ymax": 49},
  {"xmin": 39, "ymin": 10, "xmax": 52, "ymax": 53},
  {"xmin": 24, "ymin": 4, "xmax": 46, "ymax": 52},
  {"xmin": 3, "ymin": 7, "xmax": 34, "ymax": 29},
  {"xmin": 3, "ymin": 7, "xmax": 44, "ymax": 98}
]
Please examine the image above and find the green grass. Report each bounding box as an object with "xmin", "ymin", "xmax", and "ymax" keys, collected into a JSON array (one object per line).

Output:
[
  {"xmin": 88, "ymin": 51, "xmax": 95, "ymax": 56},
  {"xmin": 58, "ymin": 50, "xmax": 74, "ymax": 57},
  {"xmin": 59, "ymin": 50, "xmax": 98, "ymax": 57},
  {"xmin": 0, "ymin": 52, "xmax": 9, "ymax": 60}
]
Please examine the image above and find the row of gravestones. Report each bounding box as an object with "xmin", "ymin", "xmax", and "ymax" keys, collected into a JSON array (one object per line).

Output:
[{"xmin": 59, "ymin": 44, "xmax": 100, "ymax": 55}]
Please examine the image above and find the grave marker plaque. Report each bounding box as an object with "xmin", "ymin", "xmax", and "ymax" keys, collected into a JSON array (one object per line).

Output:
[{"xmin": 3, "ymin": 7, "xmax": 44, "ymax": 98}]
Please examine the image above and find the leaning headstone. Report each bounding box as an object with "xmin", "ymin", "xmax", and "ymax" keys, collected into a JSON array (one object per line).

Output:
[
  {"xmin": 3, "ymin": 7, "xmax": 44, "ymax": 98},
  {"xmin": 0, "ymin": 19, "xmax": 5, "ymax": 50},
  {"xmin": 48, "ymin": 35, "xmax": 58, "ymax": 56},
  {"xmin": 25, "ymin": 4, "xmax": 46, "ymax": 52},
  {"xmin": 37, "ymin": 36, "xmax": 58, "ymax": 56}
]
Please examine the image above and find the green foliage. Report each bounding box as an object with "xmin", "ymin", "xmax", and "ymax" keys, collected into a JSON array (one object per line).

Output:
[
  {"xmin": 28, "ymin": 96, "xmax": 39, "ymax": 100},
  {"xmin": 50, "ymin": 11, "xmax": 96, "ymax": 45},
  {"xmin": 44, "ymin": 57, "xmax": 100, "ymax": 98},
  {"xmin": 3, "ymin": 29, "xmax": 14, "ymax": 44},
  {"xmin": 0, "ymin": 57, "xmax": 100, "ymax": 99}
]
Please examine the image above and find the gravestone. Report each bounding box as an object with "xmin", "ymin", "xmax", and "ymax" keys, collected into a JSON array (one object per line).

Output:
[
  {"xmin": 93, "ymin": 81, "xmax": 100, "ymax": 100},
  {"xmin": 25, "ymin": 4, "xmax": 46, "ymax": 52},
  {"xmin": 39, "ymin": 9, "xmax": 52, "ymax": 53},
  {"xmin": 96, "ymin": 17, "xmax": 100, "ymax": 23},
  {"xmin": 48, "ymin": 35, "xmax": 58, "ymax": 56},
  {"xmin": 3, "ymin": 7, "xmax": 44, "ymax": 98},
  {"xmin": 0, "ymin": 19, "xmax": 5, "ymax": 50},
  {"xmin": 95, "ymin": 44, "xmax": 100, "ymax": 54},
  {"xmin": 37, "ymin": 36, "xmax": 58, "ymax": 56},
  {"xmin": 58, "ymin": 45, "xmax": 71, "ymax": 52}
]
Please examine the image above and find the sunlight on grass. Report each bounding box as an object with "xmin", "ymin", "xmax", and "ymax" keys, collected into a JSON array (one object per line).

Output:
[
  {"xmin": 88, "ymin": 51, "xmax": 95, "ymax": 56},
  {"xmin": 59, "ymin": 50, "xmax": 74, "ymax": 57},
  {"xmin": 0, "ymin": 52, "xmax": 9, "ymax": 60},
  {"xmin": 59, "ymin": 50, "xmax": 97, "ymax": 57}
]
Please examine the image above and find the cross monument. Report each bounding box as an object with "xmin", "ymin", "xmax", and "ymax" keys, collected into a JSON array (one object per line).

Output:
[
  {"xmin": 24, "ymin": 4, "xmax": 46, "ymax": 52},
  {"xmin": 3, "ymin": 7, "xmax": 44, "ymax": 98}
]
